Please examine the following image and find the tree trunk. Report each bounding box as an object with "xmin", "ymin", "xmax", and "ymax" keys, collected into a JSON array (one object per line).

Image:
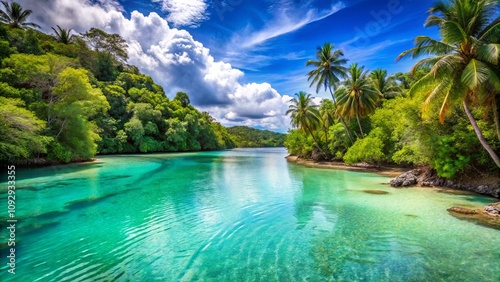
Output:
[
  {"xmin": 356, "ymin": 114, "xmax": 364, "ymax": 138},
  {"xmin": 329, "ymin": 87, "xmax": 354, "ymax": 145},
  {"xmin": 305, "ymin": 124, "xmax": 327, "ymax": 158},
  {"xmin": 56, "ymin": 117, "xmax": 68, "ymax": 139},
  {"xmin": 463, "ymin": 101, "xmax": 500, "ymax": 168}
]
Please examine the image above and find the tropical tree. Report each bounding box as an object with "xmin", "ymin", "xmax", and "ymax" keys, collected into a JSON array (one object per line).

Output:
[
  {"xmin": 306, "ymin": 42, "xmax": 354, "ymax": 144},
  {"xmin": 0, "ymin": 1, "xmax": 40, "ymax": 29},
  {"xmin": 370, "ymin": 69, "xmax": 402, "ymax": 100},
  {"xmin": 82, "ymin": 28, "xmax": 128, "ymax": 63},
  {"xmin": 319, "ymin": 99, "xmax": 335, "ymax": 145},
  {"xmin": 336, "ymin": 63, "xmax": 379, "ymax": 138},
  {"xmin": 52, "ymin": 25, "xmax": 75, "ymax": 44},
  {"xmin": 286, "ymin": 91, "xmax": 323, "ymax": 154},
  {"xmin": 396, "ymin": 0, "xmax": 500, "ymax": 168}
]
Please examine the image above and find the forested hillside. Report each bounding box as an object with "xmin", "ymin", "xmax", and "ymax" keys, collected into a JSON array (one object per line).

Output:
[
  {"xmin": 227, "ymin": 126, "xmax": 285, "ymax": 148},
  {"xmin": 0, "ymin": 10, "xmax": 235, "ymax": 164}
]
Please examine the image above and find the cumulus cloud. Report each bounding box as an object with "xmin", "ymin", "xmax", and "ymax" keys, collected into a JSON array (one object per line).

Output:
[
  {"xmin": 17, "ymin": 0, "xmax": 291, "ymax": 131},
  {"xmin": 152, "ymin": 0, "xmax": 209, "ymax": 27}
]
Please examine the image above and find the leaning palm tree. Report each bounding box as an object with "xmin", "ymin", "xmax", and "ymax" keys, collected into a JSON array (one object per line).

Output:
[
  {"xmin": 52, "ymin": 25, "xmax": 75, "ymax": 44},
  {"xmin": 286, "ymin": 91, "xmax": 323, "ymax": 154},
  {"xmin": 0, "ymin": 1, "xmax": 40, "ymax": 29},
  {"xmin": 370, "ymin": 69, "xmax": 402, "ymax": 100},
  {"xmin": 336, "ymin": 64, "xmax": 379, "ymax": 138},
  {"xmin": 306, "ymin": 42, "xmax": 354, "ymax": 144},
  {"xmin": 396, "ymin": 0, "xmax": 500, "ymax": 168}
]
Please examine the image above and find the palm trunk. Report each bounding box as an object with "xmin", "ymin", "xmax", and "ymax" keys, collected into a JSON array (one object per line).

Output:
[
  {"xmin": 463, "ymin": 101, "xmax": 500, "ymax": 168},
  {"xmin": 305, "ymin": 124, "xmax": 326, "ymax": 158},
  {"xmin": 329, "ymin": 87, "xmax": 354, "ymax": 145},
  {"xmin": 356, "ymin": 114, "xmax": 364, "ymax": 138}
]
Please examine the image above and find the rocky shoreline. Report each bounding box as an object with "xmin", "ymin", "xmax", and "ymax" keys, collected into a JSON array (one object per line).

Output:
[{"xmin": 390, "ymin": 167, "xmax": 500, "ymax": 198}]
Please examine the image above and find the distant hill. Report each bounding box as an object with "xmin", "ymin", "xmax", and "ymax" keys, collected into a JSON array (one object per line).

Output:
[{"xmin": 227, "ymin": 126, "xmax": 285, "ymax": 148}]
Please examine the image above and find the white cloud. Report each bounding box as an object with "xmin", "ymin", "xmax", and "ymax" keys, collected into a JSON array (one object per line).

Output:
[
  {"xmin": 230, "ymin": 2, "xmax": 345, "ymax": 49},
  {"xmin": 221, "ymin": 1, "xmax": 346, "ymax": 77},
  {"xmin": 18, "ymin": 0, "xmax": 291, "ymax": 131},
  {"xmin": 152, "ymin": 0, "xmax": 209, "ymax": 27}
]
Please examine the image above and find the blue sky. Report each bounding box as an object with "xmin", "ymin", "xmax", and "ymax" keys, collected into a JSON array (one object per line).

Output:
[{"xmin": 22, "ymin": 0, "xmax": 440, "ymax": 132}]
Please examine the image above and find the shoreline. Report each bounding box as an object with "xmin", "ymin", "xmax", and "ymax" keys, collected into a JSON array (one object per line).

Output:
[
  {"xmin": 285, "ymin": 155, "xmax": 407, "ymax": 178},
  {"xmin": 286, "ymin": 155, "xmax": 500, "ymax": 199}
]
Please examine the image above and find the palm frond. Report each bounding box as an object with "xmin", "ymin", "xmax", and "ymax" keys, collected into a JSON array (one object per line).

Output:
[
  {"xmin": 408, "ymin": 72, "xmax": 438, "ymax": 98},
  {"xmin": 479, "ymin": 15, "xmax": 500, "ymax": 40},
  {"xmin": 442, "ymin": 20, "xmax": 469, "ymax": 43},
  {"xmin": 461, "ymin": 59, "xmax": 496, "ymax": 90},
  {"xmin": 430, "ymin": 54, "xmax": 463, "ymax": 77},
  {"xmin": 477, "ymin": 43, "xmax": 500, "ymax": 64},
  {"xmin": 396, "ymin": 36, "xmax": 454, "ymax": 61}
]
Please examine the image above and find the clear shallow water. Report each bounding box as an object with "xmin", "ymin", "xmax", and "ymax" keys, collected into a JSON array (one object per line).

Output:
[{"xmin": 0, "ymin": 148, "xmax": 499, "ymax": 281}]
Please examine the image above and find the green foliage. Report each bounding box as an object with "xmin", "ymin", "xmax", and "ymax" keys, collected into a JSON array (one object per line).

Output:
[
  {"xmin": 227, "ymin": 126, "xmax": 285, "ymax": 148},
  {"xmin": 343, "ymin": 134, "xmax": 384, "ymax": 164},
  {"xmin": 7, "ymin": 28, "xmax": 43, "ymax": 54},
  {"xmin": 430, "ymin": 137, "xmax": 471, "ymax": 178},
  {"xmin": 0, "ymin": 97, "xmax": 49, "ymax": 161},
  {"xmin": 0, "ymin": 17, "xmax": 238, "ymax": 165},
  {"xmin": 174, "ymin": 92, "xmax": 190, "ymax": 107},
  {"xmin": 0, "ymin": 39, "xmax": 11, "ymax": 60},
  {"xmin": 284, "ymin": 130, "xmax": 314, "ymax": 157}
]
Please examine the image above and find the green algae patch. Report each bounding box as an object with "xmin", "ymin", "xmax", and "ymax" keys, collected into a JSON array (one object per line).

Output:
[{"xmin": 362, "ymin": 190, "xmax": 389, "ymax": 195}]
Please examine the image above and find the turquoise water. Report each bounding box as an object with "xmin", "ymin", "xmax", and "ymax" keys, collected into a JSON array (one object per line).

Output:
[{"xmin": 0, "ymin": 148, "xmax": 499, "ymax": 281}]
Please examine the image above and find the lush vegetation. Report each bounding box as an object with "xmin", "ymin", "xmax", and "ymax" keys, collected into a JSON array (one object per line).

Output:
[
  {"xmin": 0, "ymin": 2, "xmax": 236, "ymax": 164},
  {"xmin": 227, "ymin": 126, "xmax": 285, "ymax": 148},
  {"xmin": 286, "ymin": 0, "xmax": 500, "ymax": 179}
]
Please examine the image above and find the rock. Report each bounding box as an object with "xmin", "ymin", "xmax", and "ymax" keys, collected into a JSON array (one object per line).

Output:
[
  {"xmin": 421, "ymin": 181, "xmax": 433, "ymax": 187},
  {"xmin": 390, "ymin": 169, "xmax": 418, "ymax": 187},
  {"xmin": 447, "ymin": 206, "xmax": 500, "ymax": 230},
  {"xmin": 484, "ymin": 202, "xmax": 500, "ymax": 216},
  {"xmin": 390, "ymin": 166, "xmax": 500, "ymax": 198}
]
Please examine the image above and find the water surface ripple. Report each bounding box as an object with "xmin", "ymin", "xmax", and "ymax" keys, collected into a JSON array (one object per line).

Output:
[{"xmin": 0, "ymin": 148, "xmax": 498, "ymax": 281}]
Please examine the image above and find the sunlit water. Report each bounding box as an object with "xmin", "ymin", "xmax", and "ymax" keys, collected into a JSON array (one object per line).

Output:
[{"xmin": 0, "ymin": 148, "xmax": 499, "ymax": 281}]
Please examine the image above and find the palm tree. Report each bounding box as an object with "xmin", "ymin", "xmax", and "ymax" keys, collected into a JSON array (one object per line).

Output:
[
  {"xmin": 286, "ymin": 91, "xmax": 323, "ymax": 153},
  {"xmin": 0, "ymin": 1, "xmax": 40, "ymax": 29},
  {"xmin": 370, "ymin": 69, "xmax": 402, "ymax": 100},
  {"xmin": 306, "ymin": 42, "xmax": 354, "ymax": 144},
  {"xmin": 52, "ymin": 25, "xmax": 75, "ymax": 44},
  {"xmin": 319, "ymin": 99, "xmax": 336, "ymax": 145},
  {"xmin": 336, "ymin": 63, "xmax": 379, "ymax": 138},
  {"xmin": 396, "ymin": 0, "xmax": 500, "ymax": 168}
]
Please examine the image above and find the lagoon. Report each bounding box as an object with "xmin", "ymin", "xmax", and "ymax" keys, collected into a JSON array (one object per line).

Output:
[{"xmin": 1, "ymin": 148, "xmax": 499, "ymax": 281}]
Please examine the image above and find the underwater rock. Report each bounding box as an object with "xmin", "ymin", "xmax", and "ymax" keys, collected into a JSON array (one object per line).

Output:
[{"xmin": 447, "ymin": 206, "xmax": 500, "ymax": 230}]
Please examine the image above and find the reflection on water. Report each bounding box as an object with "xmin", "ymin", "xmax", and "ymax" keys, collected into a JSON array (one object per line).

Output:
[{"xmin": 0, "ymin": 148, "xmax": 498, "ymax": 281}]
